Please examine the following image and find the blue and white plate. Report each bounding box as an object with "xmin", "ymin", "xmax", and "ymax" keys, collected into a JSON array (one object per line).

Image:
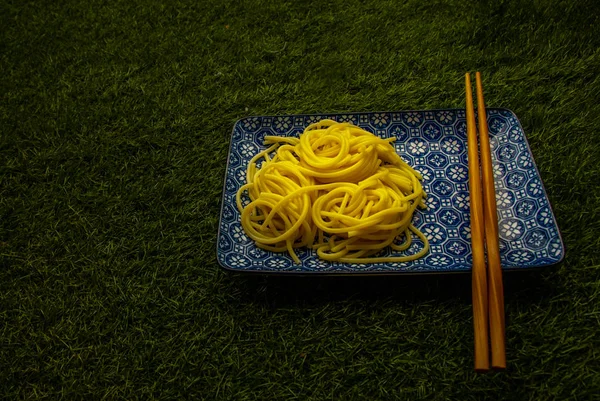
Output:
[{"xmin": 217, "ymin": 109, "xmax": 564, "ymax": 274}]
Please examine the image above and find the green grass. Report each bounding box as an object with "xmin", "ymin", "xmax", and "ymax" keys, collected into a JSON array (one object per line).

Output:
[{"xmin": 1, "ymin": 0, "xmax": 600, "ymax": 399}]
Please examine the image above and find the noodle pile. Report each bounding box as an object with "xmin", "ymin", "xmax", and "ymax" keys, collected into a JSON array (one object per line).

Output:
[{"xmin": 235, "ymin": 119, "xmax": 429, "ymax": 264}]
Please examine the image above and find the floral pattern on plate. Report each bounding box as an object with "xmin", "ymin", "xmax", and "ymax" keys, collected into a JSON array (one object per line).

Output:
[{"xmin": 218, "ymin": 109, "xmax": 564, "ymax": 273}]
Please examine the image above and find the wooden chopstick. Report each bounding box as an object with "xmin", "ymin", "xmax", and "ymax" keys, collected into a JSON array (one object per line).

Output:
[
  {"xmin": 476, "ymin": 72, "xmax": 506, "ymax": 370},
  {"xmin": 465, "ymin": 73, "xmax": 490, "ymax": 372}
]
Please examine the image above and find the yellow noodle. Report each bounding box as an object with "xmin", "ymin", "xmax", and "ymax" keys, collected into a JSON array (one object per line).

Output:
[{"xmin": 236, "ymin": 119, "xmax": 429, "ymax": 264}]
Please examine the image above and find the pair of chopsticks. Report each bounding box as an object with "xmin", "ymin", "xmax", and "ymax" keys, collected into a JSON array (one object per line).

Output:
[{"xmin": 465, "ymin": 72, "xmax": 506, "ymax": 372}]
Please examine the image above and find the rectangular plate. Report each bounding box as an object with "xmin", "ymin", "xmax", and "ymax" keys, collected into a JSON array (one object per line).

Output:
[{"xmin": 217, "ymin": 109, "xmax": 564, "ymax": 274}]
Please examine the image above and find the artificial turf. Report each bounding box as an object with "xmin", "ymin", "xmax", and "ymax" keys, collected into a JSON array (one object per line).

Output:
[{"xmin": 1, "ymin": 0, "xmax": 600, "ymax": 399}]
